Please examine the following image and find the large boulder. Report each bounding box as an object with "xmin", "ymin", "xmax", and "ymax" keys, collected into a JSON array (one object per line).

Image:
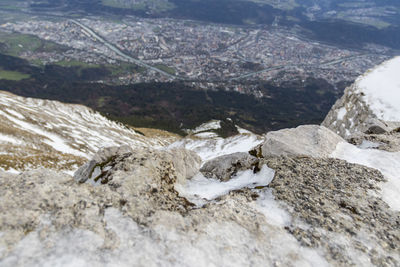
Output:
[
  {"xmin": 260, "ymin": 125, "xmax": 344, "ymax": 158},
  {"xmin": 74, "ymin": 145, "xmax": 201, "ymax": 185},
  {"xmin": 323, "ymin": 57, "xmax": 400, "ymax": 138}
]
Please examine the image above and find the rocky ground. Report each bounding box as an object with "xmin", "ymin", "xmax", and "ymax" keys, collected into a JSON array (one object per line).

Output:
[{"xmin": 0, "ymin": 58, "xmax": 400, "ymax": 266}]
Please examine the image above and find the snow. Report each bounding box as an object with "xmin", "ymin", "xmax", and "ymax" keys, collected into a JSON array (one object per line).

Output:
[
  {"xmin": 0, "ymin": 133, "xmax": 23, "ymax": 145},
  {"xmin": 331, "ymin": 142, "xmax": 400, "ymax": 211},
  {"xmin": 5, "ymin": 108, "xmax": 25, "ymax": 119},
  {"xmin": 0, "ymin": 167, "xmax": 20, "ymax": 174},
  {"xmin": 176, "ymin": 165, "xmax": 275, "ymax": 206},
  {"xmin": 255, "ymin": 189, "xmax": 292, "ymax": 227},
  {"xmin": 188, "ymin": 120, "xmax": 221, "ymax": 134},
  {"xmin": 170, "ymin": 133, "xmax": 263, "ymax": 162},
  {"xmin": 0, "ymin": 109, "xmax": 87, "ymax": 158},
  {"xmin": 355, "ymin": 56, "xmax": 400, "ymax": 122},
  {"xmin": 0, "ymin": 206, "xmax": 328, "ymax": 267},
  {"xmin": 358, "ymin": 140, "xmax": 380, "ymax": 149},
  {"xmin": 336, "ymin": 106, "xmax": 347, "ymax": 120},
  {"xmin": 0, "ymin": 91, "xmax": 172, "ymax": 168}
]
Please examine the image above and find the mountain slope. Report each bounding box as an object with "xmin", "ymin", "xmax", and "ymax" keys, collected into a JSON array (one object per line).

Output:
[{"xmin": 0, "ymin": 90, "xmax": 178, "ymax": 173}]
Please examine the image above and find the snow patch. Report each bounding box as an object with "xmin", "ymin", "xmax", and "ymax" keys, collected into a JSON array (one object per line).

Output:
[
  {"xmin": 176, "ymin": 165, "xmax": 275, "ymax": 206},
  {"xmin": 355, "ymin": 56, "xmax": 400, "ymax": 122},
  {"xmin": 0, "ymin": 206, "xmax": 329, "ymax": 267},
  {"xmin": 358, "ymin": 140, "xmax": 380, "ymax": 149},
  {"xmin": 332, "ymin": 142, "xmax": 400, "ymax": 211},
  {"xmin": 170, "ymin": 133, "xmax": 263, "ymax": 162},
  {"xmin": 0, "ymin": 133, "xmax": 23, "ymax": 145},
  {"xmin": 255, "ymin": 189, "xmax": 292, "ymax": 227},
  {"xmin": 336, "ymin": 106, "xmax": 347, "ymax": 120},
  {"xmin": 189, "ymin": 120, "xmax": 221, "ymax": 134},
  {"xmin": 5, "ymin": 108, "xmax": 25, "ymax": 119}
]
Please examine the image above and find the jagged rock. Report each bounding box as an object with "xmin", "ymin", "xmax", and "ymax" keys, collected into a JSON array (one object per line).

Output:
[
  {"xmin": 348, "ymin": 130, "xmax": 400, "ymax": 152},
  {"xmin": 74, "ymin": 145, "xmax": 134, "ymax": 183},
  {"xmin": 263, "ymin": 156, "xmax": 400, "ymax": 266},
  {"xmin": 169, "ymin": 148, "xmax": 202, "ymax": 184},
  {"xmin": 0, "ymin": 153, "xmax": 328, "ymax": 266},
  {"xmin": 1, "ymin": 146, "xmax": 400, "ymax": 266},
  {"xmin": 260, "ymin": 125, "xmax": 344, "ymax": 158},
  {"xmin": 323, "ymin": 57, "xmax": 400, "ymax": 138},
  {"xmin": 200, "ymin": 152, "xmax": 258, "ymax": 181},
  {"xmin": 74, "ymin": 146, "xmax": 201, "ymax": 185}
]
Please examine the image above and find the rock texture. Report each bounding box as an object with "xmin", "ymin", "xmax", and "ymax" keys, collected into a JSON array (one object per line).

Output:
[
  {"xmin": 323, "ymin": 57, "xmax": 400, "ymax": 139},
  {"xmin": 0, "ymin": 148, "xmax": 329, "ymax": 267},
  {"xmin": 322, "ymin": 83, "xmax": 388, "ymax": 138},
  {"xmin": 200, "ymin": 152, "xmax": 258, "ymax": 181},
  {"xmin": 264, "ymin": 156, "xmax": 400, "ymax": 266},
  {"xmin": 259, "ymin": 125, "xmax": 344, "ymax": 158}
]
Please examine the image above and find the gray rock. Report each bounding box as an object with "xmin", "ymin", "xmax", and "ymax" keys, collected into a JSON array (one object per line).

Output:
[
  {"xmin": 260, "ymin": 125, "xmax": 344, "ymax": 158},
  {"xmin": 1, "ymin": 150, "xmax": 399, "ymax": 266},
  {"xmin": 74, "ymin": 146, "xmax": 201, "ymax": 185},
  {"xmin": 264, "ymin": 156, "xmax": 400, "ymax": 267},
  {"xmin": 200, "ymin": 152, "xmax": 258, "ymax": 181},
  {"xmin": 348, "ymin": 130, "xmax": 400, "ymax": 152},
  {"xmin": 74, "ymin": 145, "xmax": 134, "ymax": 183},
  {"xmin": 169, "ymin": 148, "xmax": 202, "ymax": 184},
  {"xmin": 322, "ymin": 83, "xmax": 399, "ymax": 139}
]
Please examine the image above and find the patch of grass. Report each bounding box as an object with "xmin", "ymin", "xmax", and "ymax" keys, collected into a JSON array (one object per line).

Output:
[
  {"xmin": 101, "ymin": 0, "xmax": 174, "ymax": 12},
  {"xmin": 0, "ymin": 69, "xmax": 29, "ymax": 80},
  {"xmin": 154, "ymin": 64, "xmax": 175, "ymax": 75},
  {"xmin": 109, "ymin": 62, "xmax": 145, "ymax": 76},
  {"xmin": 0, "ymin": 32, "xmax": 66, "ymax": 58},
  {"xmin": 54, "ymin": 60, "xmax": 100, "ymax": 68}
]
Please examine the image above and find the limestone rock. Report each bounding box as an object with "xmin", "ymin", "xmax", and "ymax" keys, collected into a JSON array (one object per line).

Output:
[
  {"xmin": 1, "ymin": 150, "xmax": 399, "ymax": 266},
  {"xmin": 169, "ymin": 148, "xmax": 202, "ymax": 184},
  {"xmin": 74, "ymin": 146, "xmax": 201, "ymax": 185},
  {"xmin": 200, "ymin": 152, "xmax": 258, "ymax": 181},
  {"xmin": 260, "ymin": 125, "xmax": 344, "ymax": 158},
  {"xmin": 263, "ymin": 156, "xmax": 400, "ymax": 266},
  {"xmin": 323, "ymin": 57, "xmax": 400, "ymax": 138}
]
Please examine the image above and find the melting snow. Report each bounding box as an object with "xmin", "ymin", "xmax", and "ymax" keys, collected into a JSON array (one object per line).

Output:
[
  {"xmin": 170, "ymin": 133, "xmax": 263, "ymax": 162},
  {"xmin": 355, "ymin": 56, "xmax": 400, "ymax": 122},
  {"xmin": 332, "ymin": 142, "xmax": 400, "ymax": 211},
  {"xmin": 0, "ymin": 133, "xmax": 23, "ymax": 145},
  {"xmin": 176, "ymin": 165, "xmax": 275, "ymax": 206}
]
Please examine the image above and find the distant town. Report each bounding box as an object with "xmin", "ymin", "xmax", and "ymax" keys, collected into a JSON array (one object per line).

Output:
[{"xmin": 0, "ymin": 16, "xmax": 394, "ymax": 91}]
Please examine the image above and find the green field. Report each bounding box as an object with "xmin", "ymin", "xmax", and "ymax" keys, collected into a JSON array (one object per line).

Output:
[
  {"xmin": 0, "ymin": 0, "xmax": 27, "ymax": 11},
  {"xmin": 0, "ymin": 32, "xmax": 66, "ymax": 60},
  {"xmin": 54, "ymin": 60, "xmax": 100, "ymax": 68},
  {"xmin": 101, "ymin": 0, "xmax": 174, "ymax": 13},
  {"xmin": 0, "ymin": 69, "xmax": 30, "ymax": 80},
  {"xmin": 154, "ymin": 64, "xmax": 175, "ymax": 75}
]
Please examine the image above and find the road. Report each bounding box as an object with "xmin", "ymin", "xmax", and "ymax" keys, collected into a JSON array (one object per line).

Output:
[{"xmin": 70, "ymin": 19, "xmax": 179, "ymax": 80}]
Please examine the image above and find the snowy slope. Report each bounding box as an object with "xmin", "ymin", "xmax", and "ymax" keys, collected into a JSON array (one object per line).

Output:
[
  {"xmin": 0, "ymin": 91, "xmax": 177, "ymax": 173},
  {"xmin": 322, "ymin": 56, "xmax": 400, "ymax": 137},
  {"xmin": 355, "ymin": 56, "xmax": 400, "ymax": 122}
]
